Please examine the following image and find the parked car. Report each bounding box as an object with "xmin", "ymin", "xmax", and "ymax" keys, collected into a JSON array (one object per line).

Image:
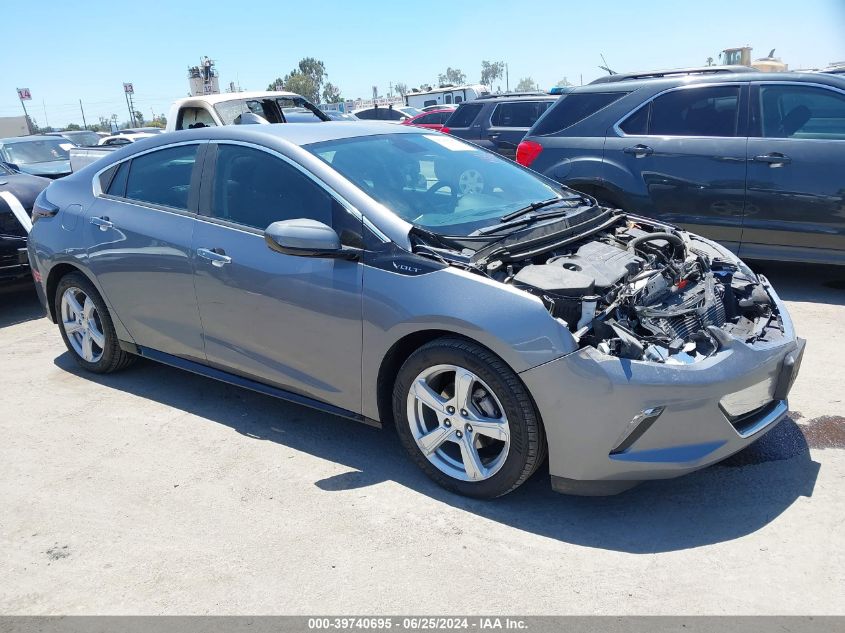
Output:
[
  {"xmin": 401, "ymin": 108, "xmax": 453, "ymax": 131},
  {"xmin": 442, "ymin": 94, "xmax": 558, "ymax": 160},
  {"xmin": 0, "ymin": 135, "xmax": 72, "ymax": 179},
  {"xmin": 98, "ymin": 133, "xmax": 157, "ymax": 146},
  {"xmin": 517, "ymin": 72, "xmax": 845, "ymax": 265},
  {"xmin": 352, "ymin": 105, "xmax": 421, "ymax": 122},
  {"xmin": 45, "ymin": 130, "xmax": 102, "ymax": 147},
  {"xmin": 165, "ymin": 91, "xmax": 329, "ymax": 131},
  {"xmin": 0, "ymin": 162, "xmax": 49, "ymax": 284},
  {"xmin": 324, "ymin": 111, "xmax": 359, "ymax": 121},
  {"xmin": 422, "ymin": 104, "xmax": 458, "ymax": 113},
  {"xmin": 28, "ymin": 122, "xmax": 803, "ymax": 498}
]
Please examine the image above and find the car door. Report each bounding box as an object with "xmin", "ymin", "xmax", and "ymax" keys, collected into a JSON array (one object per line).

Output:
[
  {"xmin": 742, "ymin": 81, "xmax": 845, "ymax": 262},
  {"xmin": 84, "ymin": 142, "xmax": 207, "ymax": 361},
  {"xmin": 603, "ymin": 84, "xmax": 749, "ymax": 251},
  {"xmin": 191, "ymin": 142, "xmax": 364, "ymax": 413},
  {"xmin": 485, "ymin": 100, "xmax": 553, "ymax": 159}
]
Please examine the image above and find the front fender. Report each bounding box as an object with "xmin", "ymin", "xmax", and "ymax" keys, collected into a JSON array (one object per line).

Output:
[{"xmin": 361, "ymin": 265, "xmax": 576, "ymax": 421}]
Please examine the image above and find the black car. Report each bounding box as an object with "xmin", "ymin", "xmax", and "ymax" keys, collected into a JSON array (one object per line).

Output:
[
  {"xmin": 517, "ymin": 72, "xmax": 845, "ymax": 265},
  {"xmin": 442, "ymin": 94, "xmax": 558, "ymax": 160},
  {"xmin": 0, "ymin": 162, "xmax": 49, "ymax": 284}
]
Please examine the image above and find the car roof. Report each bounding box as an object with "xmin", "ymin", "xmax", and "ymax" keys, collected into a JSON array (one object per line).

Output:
[
  {"xmin": 0, "ymin": 135, "xmax": 64, "ymax": 144},
  {"xmin": 171, "ymin": 90, "xmax": 301, "ymax": 106},
  {"xmin": 460, "ymin": 95, "xmax": 556, "ymax": 104},
  {"xmin": 572, "ymin": 71, "xmax": 845, "ymax": 93}
]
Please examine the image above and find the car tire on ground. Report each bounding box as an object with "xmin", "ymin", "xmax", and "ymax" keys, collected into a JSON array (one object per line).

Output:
[
  {"xmin": 393, "ymin": 337, "xmax": 546, "ymax": 499},
  {"xmin": 55, "ymin": 272, "xmax": 135, "ymax": 374}
]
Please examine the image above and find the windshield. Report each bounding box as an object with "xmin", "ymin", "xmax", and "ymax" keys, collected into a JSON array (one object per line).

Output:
[
  {"xmin": 62, "ymin": 131, "xmax": 101, "ymax": 146},
  {"xmin": 214, "ymin": 96, "xmax": 326, "ymax": 124},
  {"xmin": 305, "ymin": 133, "xmax": 560, "ymax": 235},
  {"xmin": 2, "ymin": 139, "xmax": 71, "ymax": 165}
]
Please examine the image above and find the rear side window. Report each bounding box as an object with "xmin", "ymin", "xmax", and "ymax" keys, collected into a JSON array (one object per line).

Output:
[
  {"xmin": 490, "ymin": 101, "xmax": 553, "ymax": 128},
  {"xmin": 759, "ymin": 84, "xmax": 845, "ymax": 140},
  {"xmin": 649, "ymin": 86, "xmax": 740, "ymax": 137},
  {"xmin": 619, "ymin": 104, "xmax": 649, "ymax": 135},
  {"xmin": 445, "ymin": 103, "xmax": 483, "ymax": 128},
  {"xmin": 532, "ymin": 92, "xmax": 627, "ymax": 135},
  {"xmin": 106, "ymin": 161, "xmax": 130, "ymax": 197},
  {"xmin": 125, "ymin": 144, "xmax": 198, "ymax": 210},
  {"xmin": 355, "ymin": 109, "xmax": 376, "ymax": 120}
]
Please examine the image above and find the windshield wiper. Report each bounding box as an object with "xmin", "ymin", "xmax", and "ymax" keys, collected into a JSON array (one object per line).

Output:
[
  {"xmin": 471, "ymin": 209, "xmax": 573, "ymax": 236},
  {"xmin": 499, "ymin": 197, "xmax": 561, "ymax": 222}
]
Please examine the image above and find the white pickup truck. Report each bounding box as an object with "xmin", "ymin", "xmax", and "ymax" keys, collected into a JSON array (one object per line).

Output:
[{"xmin": 70, "ymin": 91, "xmax": 328, "ymax": 171}]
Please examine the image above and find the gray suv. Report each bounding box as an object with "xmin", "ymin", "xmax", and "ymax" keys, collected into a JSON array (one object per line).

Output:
[
  {"xmin": 443, "ymin": 94, "xmax": 557, "ymax": 160},
  {"xmin": 518, "ymin": 72, "xmax": 845, "ymax": 265}
]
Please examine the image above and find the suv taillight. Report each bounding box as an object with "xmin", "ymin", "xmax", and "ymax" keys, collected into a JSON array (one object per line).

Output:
[
  {"xmin": 440, "ymin": 126, "xmax": 451, "ymax": 135},
  {"xmin": 516, "ymin": 140, "xmax": 543, "ymax": 167}
]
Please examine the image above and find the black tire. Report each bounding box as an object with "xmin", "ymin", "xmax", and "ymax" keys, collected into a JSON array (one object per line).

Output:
[
  {"xmin": 393, "ymin": 337, "xmax": 546, "ymax": 499},
  {"xmin": 55, "ymin": 272, "xmax": 136, "ymax": 374}
]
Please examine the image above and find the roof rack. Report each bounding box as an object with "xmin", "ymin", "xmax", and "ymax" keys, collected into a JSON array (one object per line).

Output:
[
  {"xmin": 589, "ymin": 65, "xmax": 756, "ymax": 85},
  {"xmin": 475, "ymin": 91, "xmax": 549, "ymax": 100}
]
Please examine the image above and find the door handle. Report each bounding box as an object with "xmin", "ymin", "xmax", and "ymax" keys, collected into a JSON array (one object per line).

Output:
[
  {"xmin": 753, "ymin": 153, "xmax": 792, "ymax": 167},
  {"xmin": 89, "ymin": 216, "xmax": 113, "ymax": 231},
  {"xmin": 623, "ymin": 144, "xmax": 653, "ymax": 157},
  {"xmin": 488, "ymin": 133, "xmax": 501, "ymax": 140},
  {"xmin": 197, "ymin": 247, "xmax": 232, "ymax": 267}
]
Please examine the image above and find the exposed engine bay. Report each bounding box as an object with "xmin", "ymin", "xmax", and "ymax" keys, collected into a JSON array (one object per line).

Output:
[{"xmin": 414, "ymin": 209, "xmax": 786, "ymax": 364}]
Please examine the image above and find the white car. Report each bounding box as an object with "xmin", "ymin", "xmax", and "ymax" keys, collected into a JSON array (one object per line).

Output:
[
  {"xmin": 97, "ymin": 133, "xmax": 157, "ymax": 146},
  {"xmin": 352, "ymin": 105, "xmax": 421, "ymax": 122}
]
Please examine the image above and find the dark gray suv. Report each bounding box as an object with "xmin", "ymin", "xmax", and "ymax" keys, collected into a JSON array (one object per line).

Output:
[
  {"xmin": 517, "ymin": 72, "xmax": 845, "ymax": 265},
  {"xmin": 443, "ymin": 94, "xmax": 557, "ymax": 160}
]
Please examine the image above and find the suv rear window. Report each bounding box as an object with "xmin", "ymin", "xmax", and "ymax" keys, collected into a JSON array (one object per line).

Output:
[
  {"xmin": 532, "ymin": 92, "xmax": 627, "ymax": 135},
  {"xmin": 445, "ymin": 103, "xmax": 483, "ymax": 128},
  {"xmin": 490, "ymin": 101, "xmax": 553, "ymax": 128}
]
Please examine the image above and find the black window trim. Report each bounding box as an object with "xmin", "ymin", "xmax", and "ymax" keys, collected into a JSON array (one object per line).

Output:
[
  {"xmin": 487, "ymin": 99, "xmax": 557, "ymax": 130},
  {"xmin": 749, "ymin": 80, "xmax": 845, "ymax": 141},
  {"xmin": 197, "ymin": 139, "xmax": 372, "ymax": 239},
  {"xmin": 613, "ymin": 82, "xmax": 748, "ymax": 139},
  {"xmin": 91, "ymin": 140, "xmax": 208, "ymax": 217}
]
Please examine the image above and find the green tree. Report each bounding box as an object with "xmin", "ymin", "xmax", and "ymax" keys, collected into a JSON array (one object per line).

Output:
[
  {"xmin": 555, "ymin": 77, "xmax": 571, "ymax": 87},
  {"xmin": 134, "ymin": 110, "xmax": 145, "ymax": 126},
  {"xmin": 480, "ymin": 61, "xmax": 505, "ymax": 88},
  {"xmin": 437, "ymin": 67, "xmax": 466, "ymax": 86},
  {"xmin": 65, "ymin": 123, "xmax": 82, "ymax": 131},
  {"xmin": 268, "ymin": 57, "xmax": 327, "ymax": 103},
  {"xmin": 515, "ymin": 77, "xmax": 537, "ymax": 92},
  {"xmin": 322, "ymin": 82, "xmax": 342, "ymax": 104}
]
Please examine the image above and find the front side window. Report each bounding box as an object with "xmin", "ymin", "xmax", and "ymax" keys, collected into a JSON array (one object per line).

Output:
[
  {"xmin": 306, "ymin": 133, "xmax": 561, "ymax": 236},
  {"xmin": 445, "ymin": 103, "xmax": 483, "ymax": 128},
  {"xmin": 490, "ymin": 101, "xmax": 553, "ymax": 128},
  {"xmin": 648, "ymin": 85, "xmax": 740, "ymax": 137},
  {"xmin": 533, "ymin": 92, "xmax": 627, "ymax": 136},
  {"xmin": 759, "ymin": 84, "xmax": 845, "ymax": 139},
  {"xmin": 125, "ymin": 144, "xmax": 198, "ymax": 210},
  {"xmin": 210, "ymin": 144, "xmax": 339, "ymax": 230}
]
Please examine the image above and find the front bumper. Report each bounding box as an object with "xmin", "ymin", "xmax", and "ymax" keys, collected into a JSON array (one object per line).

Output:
[{"xmin": 520, "ymin": 277, "xmax": 804, "ymax": 495}]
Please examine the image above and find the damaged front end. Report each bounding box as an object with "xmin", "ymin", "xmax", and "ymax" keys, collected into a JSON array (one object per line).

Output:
[{"xmin": 444, "ymin": 209, "xmax": 786, "ymax": 364}]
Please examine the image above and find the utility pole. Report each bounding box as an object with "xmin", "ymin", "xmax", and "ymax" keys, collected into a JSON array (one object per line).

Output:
[
  {"xmin": 79, "ymin": 99, "xmax": 88, "ymax": 130},
  {"xmin": 42, "ymin": 99, "xmax": 49, "ymax": 129},
  {"xmin": 505, "ymin": 63, "xmax": 509, "ymax": 92}
]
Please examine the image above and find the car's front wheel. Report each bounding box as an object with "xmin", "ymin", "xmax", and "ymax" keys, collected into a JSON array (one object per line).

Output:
[
  {"xmin": 55, "ymin": 272, "xmax": 135, "ymax": 374},
  {"xmin": 393, "ymin": 338, "xmax": 546, "ymax": 498}
]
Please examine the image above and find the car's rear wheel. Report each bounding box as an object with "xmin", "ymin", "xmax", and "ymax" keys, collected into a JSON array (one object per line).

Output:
[
  {"xmin": 55, "ymin": 272, "xmax": 135, "ymax": 374},
  {"xmin": 393, "ymin": 338, "xmax": 546, "ymax": 498}
]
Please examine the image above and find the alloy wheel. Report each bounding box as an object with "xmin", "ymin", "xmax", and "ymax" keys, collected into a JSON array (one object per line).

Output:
[
  {"xmin": 60, "ymin": 287, "xmax": 106, "ymax": 363},
  {"xmin": 406, "ymin": 364, "xmax": 510, "ymax": 482}
]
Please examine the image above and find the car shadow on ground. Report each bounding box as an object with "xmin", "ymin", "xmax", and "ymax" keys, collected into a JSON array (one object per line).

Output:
[
  {"xmin": 0, "ymin": 281, "xmax": 43, "ymax": 328},
  {"xmin": 54, "ymin": 349, "xmax": 821, "ymax": 554},
  {"xmin": 751, "ymin": 261, "xmax": 845, "ymax": 305}
]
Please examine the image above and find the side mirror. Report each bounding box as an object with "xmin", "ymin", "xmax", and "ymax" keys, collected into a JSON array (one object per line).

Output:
[{"xmin": 264, "ymin": 219, "xmax": 359, "ymax": 260}]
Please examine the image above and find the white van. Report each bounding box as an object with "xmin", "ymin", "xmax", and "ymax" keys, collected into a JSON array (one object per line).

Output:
[{"xmin": 404, "ymin": 84, "xmax": 490, "ymax": 109}]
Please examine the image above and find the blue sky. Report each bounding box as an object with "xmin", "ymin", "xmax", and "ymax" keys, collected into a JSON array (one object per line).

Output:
[{"xmin": 2, "ymin": 0, "xmax": 844, "ymax": 128}]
